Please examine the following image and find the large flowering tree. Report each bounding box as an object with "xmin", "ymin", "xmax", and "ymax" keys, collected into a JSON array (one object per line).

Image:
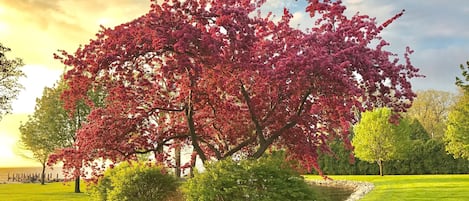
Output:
[{"xmin": 50, "ymin": 0, "xmax": 420, "ymax": 177}]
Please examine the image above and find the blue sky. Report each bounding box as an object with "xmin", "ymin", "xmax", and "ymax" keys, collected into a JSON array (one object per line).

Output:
[
  {"xmin": 345, "ymin": 0, "xmax": 469, "ymax": 92},
  {"xmin": 0, "ymin": 0, "xmax": 468, "ymax": 166},
  {"xmin": 283, "ymin": 0, "xmax": 469, "ymax": 92}
]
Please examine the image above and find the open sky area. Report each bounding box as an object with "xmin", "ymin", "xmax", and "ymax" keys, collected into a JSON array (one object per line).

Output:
[{"xmin": 0, "ymin": 0, "xmax": 468, "ymax": 167}]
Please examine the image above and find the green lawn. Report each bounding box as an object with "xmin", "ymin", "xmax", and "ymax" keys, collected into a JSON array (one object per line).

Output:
[
  {"xmin": 1, "ymin": 175, "xmax": 468, "ymax": 200},
  {"xmin": 305, "ymin": 174, "xmax": 469, "ymax": 201},
  {"xmin": 0, "ymin": 182, "xmax": 89, "ymax": 201}
]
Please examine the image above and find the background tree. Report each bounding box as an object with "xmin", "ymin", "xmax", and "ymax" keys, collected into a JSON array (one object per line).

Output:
[
  {"xmin": 18, "ymin": 120, "xmax": 54, "ymax": 185},
  {"xmin": 314, "ymin": 117, "xmax": 469, "ymax": 175},
  {"xmin": 18, "ymin": 82, "xmax": 72, "ymax": 185},
  {"xmin": 445, "ymin": 61, "xmax": 469, "ymax": 160},
  {"xmin": 353, "ymin": 108, "xmax": 412, "ymax": 176},
  {"xmin": 405, "ymin": 90, "xmax": 456, "ymax": 139},
  {"xmin": 52, "ymin": 0, "xmax": 421, "ymax": 178},
  {"xmin": 314, "ymin": 138, "xmax": 379, "ymax": 175},
  {"xmin": 0, "ymin": 43, "xmax": 24, "ymax": 120},
  {"xmin": 408, "ymin": 118, "xmax": 430, "ymax": 141},
  {"xmin": 20, "ymin": 79, "xmax": 101, "ymax": 192}
]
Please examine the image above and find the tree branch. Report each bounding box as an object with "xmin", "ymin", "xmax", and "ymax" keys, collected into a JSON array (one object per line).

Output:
[
  {"xmin": 261, "ymin": 93, "xmax": 281, "ymax": 124},
  {"xmin": 207, "ymin": 98, "xmax": 230, "ymax": 152},
  {"xmin": 239, "ymin": 80, "xmax": 266, "ymax": 145},
  {"xmin": 161, "ymin": 134, "xmax": 190, "ymax": 144},
  {"xmin": 150, "ymin": 106, "xmax": 185, "ymax": 112},
  {"xmin": 186, "ymin": 90, "xmax": 208, "ymax": 163},
  {"xmin": 252, "ymin": 88, "xmax": 312, "ymax": 158},
  {"xmin": 212, "ymin": 123, "xmax": 230, "ymax": 152},
  {"xmin": 222, "ymin": 136, "xmax": 257, "ymax": 159},
  {"xmin": 198, "ymin": 137, "xmax": 222, "ymax": 160}
]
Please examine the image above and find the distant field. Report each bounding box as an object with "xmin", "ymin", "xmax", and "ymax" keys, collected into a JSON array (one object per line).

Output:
[
  {"xmin": 0, "ymin": 182, "xmax": 89, "ymax": 201},
  {"xmin": 305, "ymin": 174, "xmax": 469, "ymax": 201}
]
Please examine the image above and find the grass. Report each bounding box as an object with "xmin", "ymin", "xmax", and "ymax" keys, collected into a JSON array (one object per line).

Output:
[
  {"xmin": 0, "ymin": 182, "xmax": 89, "ymax": 201},
  {"xmin": 304, "ymin": 174, "xmax": 469, "ymax": 201},
  {"xmin": 1, "ymin": 175, "xmax": 468, "ymax": 200}
]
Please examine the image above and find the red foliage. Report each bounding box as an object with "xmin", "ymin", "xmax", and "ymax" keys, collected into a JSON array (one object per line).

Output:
[{"xmin": 50, "ymin": 0, "xmax": 421, "ymax": 178}]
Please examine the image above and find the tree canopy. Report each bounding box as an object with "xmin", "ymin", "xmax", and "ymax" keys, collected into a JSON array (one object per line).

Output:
[
  {"xmin": 52, "ymin": 0, "xmax": 421, "ymax": 177},
  {"xmin": 19, "ymin": 80, "xmax": 74, "ymax": 184},
  {"xmin": 21, "ymin": 79, "xmax": 99, "ymax": 191},
  {"xmin": 445, "ymin": 61, "xmax": 469, "ymax": 160},
  {"xmin": 352, "ymin": 107, "xmax": 412, "ymax": 176},
  {"xmin": 405, "ymin": 90, "xmax": 455, "ymax": 140},
  {"xmin": 0, "ymin": 43, "xmax": 24, "ymax": 120}
]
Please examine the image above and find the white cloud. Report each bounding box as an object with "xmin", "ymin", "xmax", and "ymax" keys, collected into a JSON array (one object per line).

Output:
[
  {"xmin": 345, "ymin": 0, "xmax": 363, "ymax": 5},
  {"xmin": 290, "ymin": 11, "xmax": 310, "ymax": 29}
]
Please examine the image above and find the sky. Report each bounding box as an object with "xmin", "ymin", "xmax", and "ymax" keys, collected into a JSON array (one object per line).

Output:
[{"xmin": 0, "ymin": 0, "xmax": 468, "ymax": 167}]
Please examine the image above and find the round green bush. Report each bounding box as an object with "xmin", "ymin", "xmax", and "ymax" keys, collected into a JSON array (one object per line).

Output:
[
  {"xmin": 90, "ymin": 161, "xmax": 180, "ymax": 201},
  {"xmin": 183, "ymin": 153, "xmax": 316, "ymax": 201}
]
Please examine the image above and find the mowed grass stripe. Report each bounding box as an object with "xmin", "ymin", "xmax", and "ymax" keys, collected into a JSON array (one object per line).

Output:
[
  {"xmin": 0, "ymin": 182, "xmax": 89, "ymax": 201},
  {"xmin": 305, "ymin": 174, "xmax": 469, "ymax": 201}
]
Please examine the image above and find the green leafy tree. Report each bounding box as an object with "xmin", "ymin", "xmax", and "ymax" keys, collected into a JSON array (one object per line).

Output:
[
  {"xmin": 314, "ymin": 138, "xmax": 378, "ymax": 175},
  {"xmin": 18, "ymin": 119, "xmax": 54, "ymax": 184},
  {"xmin": 19, "ymin": 81, "xmax": 74, "ymax": 185},
  {"xmin": 445, "ymin": 61, "xmax": 469, "ymax": 160},
  {"xmin": 0, "ymin": 43, "xmax": 24, "ymax": 120},
  {"xmin": 20, "ymin": 79, "xmax": 102, "ymax": 191},
  {"xmin": 408, "ymin": 118, "xmax": 430, "ymax": 141},
  {"xmin": 406, "ymin": 90, "xmax": 456, "ymax": 140},
  {"xmin": 353, "ymin": 108, "xmax": 412, "ymax": 176},
  {"xmin": 315, "ymin": 117, "xmax": 469, "ymax": 175}
]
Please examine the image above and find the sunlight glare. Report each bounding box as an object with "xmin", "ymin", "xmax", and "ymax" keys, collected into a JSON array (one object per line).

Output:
[
  {"xmin": 97, "ymin": 18, "xmax": 111, "ymax": 26},
  {"xmin": 0, "ymin": 135, "xmax": 16, "ymax": 159},
  {"xmin": 0, "ymin": 22, "xmax": 9, "ymax": 35}
]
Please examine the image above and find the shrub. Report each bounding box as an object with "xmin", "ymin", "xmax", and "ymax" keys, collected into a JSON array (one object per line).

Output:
[
  {"xmin": 183, "ymin": 152, "xmax": 316, "ymax": 201},
  {"xmin": 90, "ymin": 161, "xmax": 180, "ymax": 201}
]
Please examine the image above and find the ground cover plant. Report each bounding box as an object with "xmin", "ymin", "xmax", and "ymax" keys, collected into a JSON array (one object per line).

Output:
[
  {"xmin": 0, "ymin": 181, "xmax": 88, "ymax": 201},
  {"xmin": 305, "ymin": 174, "xmax": 469, "ymax": 201}
]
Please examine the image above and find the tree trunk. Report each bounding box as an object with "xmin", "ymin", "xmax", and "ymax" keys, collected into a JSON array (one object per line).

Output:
[
  {"xmin": 377, "ymin": 159, "xmax": 384, "ymax": 176},
  {"xmin": 175, "ymin": 146, "xmax": 181, "ymax": 178},
  {"xmin": 189, "ymin": 152, "xmax": 197, "ymax": 178},
  {"xmin": 74, "ymin": 176, "xmax": 80, "ymax": 193},
  {"xmin": 40, "ymin": 163, "xmax": 46, "ymax": 185}
]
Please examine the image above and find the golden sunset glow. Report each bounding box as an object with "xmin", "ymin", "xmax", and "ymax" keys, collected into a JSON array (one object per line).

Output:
[
  {"xmin": 0, "ymin": 114, "xmax": 38, "ymax": 167},
  {"xmin": 0, "ymin": 0, "xmax": 151, "ymax": 167}
]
